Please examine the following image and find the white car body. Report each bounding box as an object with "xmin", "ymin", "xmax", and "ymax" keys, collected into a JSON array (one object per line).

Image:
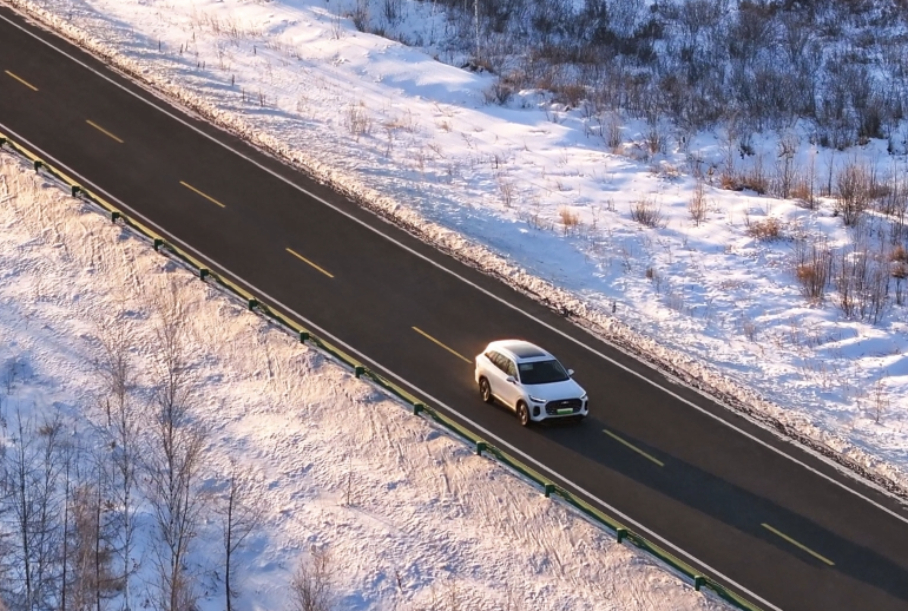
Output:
[{"xmin": 474, "ymin": 340, "xmax": 588, "ymax": 424}]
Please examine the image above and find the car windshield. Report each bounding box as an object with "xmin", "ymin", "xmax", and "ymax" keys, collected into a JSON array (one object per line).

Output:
[{"xmin": 518, "ymin": 359, "xmax": 569, "ymax": 385}]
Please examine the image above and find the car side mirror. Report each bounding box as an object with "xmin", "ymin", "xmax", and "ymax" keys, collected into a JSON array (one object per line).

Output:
[
  {"xmin": 567, "ymin": 369, "xmax": 574, "ymax": 376},
  {"xmin": 506, "ymin": 375, "xmax": 516, "ymax": 384}
]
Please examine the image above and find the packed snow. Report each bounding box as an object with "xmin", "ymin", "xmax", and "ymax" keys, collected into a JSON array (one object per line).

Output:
[{"xmin": 0, "ymin": 151, "xmax": 727, "ymax": 608}]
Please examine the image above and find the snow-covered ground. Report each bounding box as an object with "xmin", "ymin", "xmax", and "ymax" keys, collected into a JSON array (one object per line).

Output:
[
  {"xmin": 0, "ymin": 151, "xmax": 727, "ymax": 609},
  {"xmin": 10, "ymin": 0, "xmax": 904, "ymax": 492}
]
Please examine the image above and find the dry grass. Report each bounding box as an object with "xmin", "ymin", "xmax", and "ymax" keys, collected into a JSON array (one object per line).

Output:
[
  {"xmin": 558, "ymin": 206, "xmax": 581, "ymax": 235},
  {"xmin": 745, "ymin": 215, "xmax": 783, "ymax": 241},
  {"xmin": 344, "ymin": 101, "xmax": 372, "ymax": 140},
  {"xmin": 630, "ymin": 198, "xmax": 664, "ymax": 228},
  {"xmin": 688, "ymin": 180, "xmax": 707, "ymax": 226}
]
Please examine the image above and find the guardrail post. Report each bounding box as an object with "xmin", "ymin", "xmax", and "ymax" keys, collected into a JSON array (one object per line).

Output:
[
  {"xmin": 34, "ymin": 160, "xmax": 43, "ymax": 172},
  {"xmin": 153, "ymin": 238, "xmax": 164, "ymax": 251},
  {"xmin": 199, "ymin": 268, "xmax": 209, "ymax": 280},
  {"xmin": 616, "ymin": 528, "xmax": 627, "ymax": 543},
  {"xmin": 354, "ymin": 366, "xmax": 365, "ymax": 378},
  {"xmin": 299, "ymin": 331, "xmax": 309, "ymax": 343},
  {"xmin": 544, "ymin": 483, "xmax": 555, "ymax": 498},
  {"xmin": 413, "ymin": 402, "xmax": 424, "ymax": 415},
  {"xmin": 476, "ymin": 441, "xmax": 486, "ymax": 456},
  {"xmin": 693, "ymin": 576, "xmax": 705, "ymax": 592}
]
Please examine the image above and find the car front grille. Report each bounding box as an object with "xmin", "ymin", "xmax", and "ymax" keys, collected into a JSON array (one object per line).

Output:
[{"xmin": 545, "ymin": 398, "xmax": 583, "ymax": 415}]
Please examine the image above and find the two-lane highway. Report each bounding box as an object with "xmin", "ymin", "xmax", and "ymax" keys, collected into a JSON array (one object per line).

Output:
[{"xmin": 3, "ymin": 6, "xmax": 908, "ymax": 609}]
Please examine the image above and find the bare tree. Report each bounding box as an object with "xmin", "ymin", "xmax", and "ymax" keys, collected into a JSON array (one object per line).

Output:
[
  {"xmin": 5, "ymin": 410, "xmax": 65, "ymax": 611},
  {"xmin": 144, "ymin": 281, "xmax": 207, "ymax": 611},
  {"xmin": 290, "ymin": 547, "xmax": 334, "ymax": 611},
  {"xmin": 91, "ymin": 320, "xmax": 141, "ymax": 608},
  {"xmin": 217, "ymin": 460, "xmax": 264, "ymax": 611},
  {"xmin": 61, "ymin": 454, "xmax": 119, "ymax": 611}
]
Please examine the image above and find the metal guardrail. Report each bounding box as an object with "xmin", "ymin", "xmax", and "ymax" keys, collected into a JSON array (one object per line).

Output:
[{"xmin": 0, "ymin": 133, "xmax": 764, "ymax": 611}]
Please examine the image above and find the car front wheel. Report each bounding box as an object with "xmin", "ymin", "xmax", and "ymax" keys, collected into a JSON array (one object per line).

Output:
[
  {"xmin": 479, "ymin": 377, "xmax": 493, "ymax": 404},
  {"xmin": 516, "ymin": 401, "xmax": 529, "ymax": 426}
]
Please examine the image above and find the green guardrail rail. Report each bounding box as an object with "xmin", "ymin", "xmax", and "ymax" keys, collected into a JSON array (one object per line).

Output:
[{"xmin": 0, "ymin": 133, "xmax": 765, "ymax": 611}]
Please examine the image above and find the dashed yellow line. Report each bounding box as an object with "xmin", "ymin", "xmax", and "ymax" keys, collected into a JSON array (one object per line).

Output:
[
  {"xmin": 412, "ymin": 327, "xmax": 471, "ymax": 364},
  {"xmin": 86, "ymin": 119, "xmax": 124, "ymax": 144},
  {"xmin": 286, "ymin": 248, "xmax": 334, "ymax": 278},
  {"xmin": 603, "ymin": 429, "xmax": 664, "ymax": 467},
  {"xmin": 179, "ymin": 181, "xmax": 226, "ymax": 208},
  {"xmin": 5, "ymin": 70, "xmax": 38, "ymax": 91},
  {"xmin": 761, "ymin": 523, "xmax": 835, "ymax": 566}
]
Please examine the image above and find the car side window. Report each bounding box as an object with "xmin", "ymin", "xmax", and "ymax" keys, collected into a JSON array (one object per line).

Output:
[
  {"xmin": 486, "ymin": 351, "xmax": 505, "ymax": 373},
  {"xmin": 505, "ymin": 359, "xmax": 518, "ymax": 379}
]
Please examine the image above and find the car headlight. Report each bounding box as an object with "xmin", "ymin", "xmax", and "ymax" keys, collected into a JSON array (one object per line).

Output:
[
  {"xmin": 528, "ymin": 395, "xmax": 546, "ymax": 404},
  {"xmin": 580, "ymin": 393, "xmax": 588, "ymax": 401}
]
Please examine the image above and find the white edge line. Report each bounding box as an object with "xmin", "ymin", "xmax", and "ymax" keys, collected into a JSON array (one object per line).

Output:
[
  {"xmin": 3, "ymin": 10, "xmax": 905, "ymax": 528},
  {"xmin": 0, "ymin": 124, "xmax": 783, "ymax": 610}
]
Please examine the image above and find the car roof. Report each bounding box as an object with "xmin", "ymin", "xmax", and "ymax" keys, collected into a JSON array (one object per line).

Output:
[{"xmin": 487, "ymin": 340, "xmax": 552, "ymax": 361}]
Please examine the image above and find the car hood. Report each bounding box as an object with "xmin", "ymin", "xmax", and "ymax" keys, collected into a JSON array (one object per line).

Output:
[{"xmin": 523, "ymin": 378, "xmax": 585, "ymax": 401}]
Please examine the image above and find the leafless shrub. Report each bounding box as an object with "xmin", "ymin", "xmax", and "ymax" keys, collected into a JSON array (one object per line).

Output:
[
  {"xmin": 773, "ymin": 132, "xmax": 798, "ymax": 199},
  {"xmin": 630, "ymin": 198, "xmax": 664, "ymax": 228},
  {"xmin": 869, "ymin": 377, "xmax": 890, "ymax": 424},
  {"xmin": 741, "ymin": 158, "xmax": 769, "ymax": 194},
  {"xmin": 290, "ymin": 547, "xmax": 334, "ymax": 611},
  {"xmin": 381, "ymin": 0, "xmax": 402, "ymax": 24},
  {"xmin": 482, "ymin": 78, "xmax": 514, "ymax": 106},
  {"xmin": 741, "ymin": 317, "xmax": 758, "ymax": 341},
  {"xmin": 553, "ymin": 83, "xmax": 586, "ymax": 108},
  {"xmin": 835, "ymin": 161, "xmax": 874, "ymax": 226},
  {"xmin": 790, "ymin": 173, "xmax": 818, "ymax": 209},
  {"xmin": 745, "ymin": 215, "xmax": 782, "ymax": 241},
  {"xmin": 793, "ymin": 238, "xmax": 832, "ymax": 302},
  {"xmin": 688, "ymin": 180, "xmax": 707, "ymax": 226},
  {"xmin": 877, "ymin": 172, "xmax": 906, "ymax": 217},
  {"xmin": 497, "ymin": 173, "xmax": 516, "ymax": 208},
  {"xmin": 558, "ymin": 207, "xmax": 581, "ymax": 235},
  {"xmin": 344, "ymin": 102, "xmax": 372, "ymax": 140},
  {"xmin": 891, "ymin": 245, "xmax": 908, "ymax": 305},
  {"xmin": 603, "ymin": 112, "xmax": 622, "ymax": 150},
  {"xmin": 833, "ymin": 244, "xmax": 890, "ymax": 323},
  {"xmin": 644, "ymin": 120, "xmax": 665, "ymax": 157}
]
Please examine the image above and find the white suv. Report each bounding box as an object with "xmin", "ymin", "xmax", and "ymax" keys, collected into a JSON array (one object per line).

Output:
[{"xmin": 475, "ymin": 340, "xmax": 588, "ymax": 426}]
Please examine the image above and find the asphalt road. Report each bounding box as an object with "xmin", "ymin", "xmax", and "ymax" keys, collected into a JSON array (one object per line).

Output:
[{"xmin": 3, "ymin": 7, "xmax": 908, "ymax": 610}]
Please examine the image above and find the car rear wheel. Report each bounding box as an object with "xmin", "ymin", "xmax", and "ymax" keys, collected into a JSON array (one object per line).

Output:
[
  {"xmin": 516, "ymin": 401, "xmax": 529, "ymax": 426},
  {"xmin": 479, "ymin": 377, "xmax": 493, "ymax": 404}
]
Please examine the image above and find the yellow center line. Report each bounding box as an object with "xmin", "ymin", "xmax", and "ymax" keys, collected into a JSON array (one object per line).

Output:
[
  {"xmin": 412, "ymin": 327, "xmax": 471, "ymax": 364},
  {"xmin": 602, "ymin": 429, "xmax": 664, "ymax": 467},
  {"xmin": 86, "ymin": 119, "xmax": 124, "ymax": 144},
  {"xmin": 761, "ymin": 523, "xmax": 835, "ymax": 566},
  {"xmin": 286, "ymin": 248, "xmax": 334, "ymax": 278},
  {"xmin": 5, "ymin": 70, "xmax": 38, "ymax": 91},
  {"xmin": 179, "ymin": 181, "xmax": 226, "ymax": 208}
]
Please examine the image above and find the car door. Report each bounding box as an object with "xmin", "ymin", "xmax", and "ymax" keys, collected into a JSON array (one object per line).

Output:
[
  {"xmin": 485, "ymin": 351, "xmax": 511, "ymax": 404},
  {"xmin": 498, "ymin": 357, "xmax": 523, "ymax": 410}
]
